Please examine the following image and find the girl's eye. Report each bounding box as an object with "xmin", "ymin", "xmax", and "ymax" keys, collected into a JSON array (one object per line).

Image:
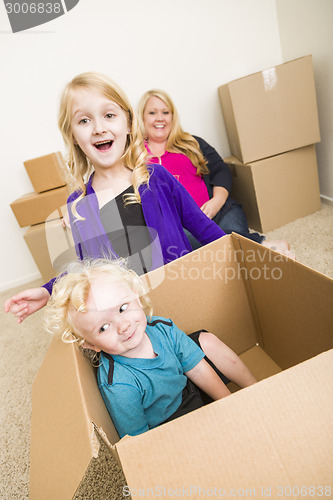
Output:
[
  {"xmin": 99, "ymin": 323, "xmax": 109, "ymax": 333},
  {"xmin": 79, "ymin": 118, "xmax": 89, "ymax": 125},
  {"xmin": 119, "ymin": 303, "xmax": 129, "ymax": 313},
  {"xmin": 106, "ymin": 113, "xmax": 115, "ymax": 119}
]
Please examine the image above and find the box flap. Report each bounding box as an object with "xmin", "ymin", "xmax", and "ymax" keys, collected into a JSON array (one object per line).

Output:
[
  {"xmin": 116, "ymin": 350, "xmax": 333, "ymax": 492},
  {"xmin": 29, "ymin": 337, "xmax": 119, "ymax": 499},
  {"xmin": 236, "ymin": 234, "xmax": 333, "ymax": 368}
]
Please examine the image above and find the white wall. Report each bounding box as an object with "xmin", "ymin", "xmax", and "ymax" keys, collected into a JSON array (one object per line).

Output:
[
  {"xmin": 0, "ymin": 0, "xmax": 287, "ymax": 291},
  {"xmin": 276, "ymin": 0, "xmax": 333, "ymax": 202}
]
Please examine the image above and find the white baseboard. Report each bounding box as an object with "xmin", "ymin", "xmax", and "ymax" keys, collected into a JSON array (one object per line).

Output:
[
  {"xmin": 0, "ymin": 272, "xmax": 42, "ymax": 294},
  {"xmin": 320, "ymin": 194, "xmax": 333, "ymax": 204}
]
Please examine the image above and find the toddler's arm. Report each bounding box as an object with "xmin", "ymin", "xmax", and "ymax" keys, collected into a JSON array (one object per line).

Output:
[
  {"xmin": 99, "ymin": 383, "xmax": 150, "ymax": 438},
  {"xmin": 185, "ymin": 359, "xmax": 231, "ymax": 401}
]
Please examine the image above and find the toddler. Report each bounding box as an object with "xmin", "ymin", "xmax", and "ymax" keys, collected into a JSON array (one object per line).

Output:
[{"xmin": 45, "ymin": 258, "xmax": 256, "ymax": 438}]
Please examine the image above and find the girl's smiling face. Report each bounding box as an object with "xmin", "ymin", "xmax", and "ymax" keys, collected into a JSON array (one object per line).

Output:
[
  {"xmin": 73, "ymin": 275, "xmax": 148, "ymax": 358},
  {"xmin": 71, "ymin": 87, "xmax": 129, "ymax": 172}
]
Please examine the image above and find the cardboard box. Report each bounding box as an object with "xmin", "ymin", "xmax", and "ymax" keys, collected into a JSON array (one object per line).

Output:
[
  {"xmin": 23, "ymin": 219, "xmax": 77, "ymax": 282},
  {"xmin": 24, "ymin": 152, "xmax": 67, "ymax": 193},
  {"xmin": 226, "ymin": 145, "xmax": 321, "ymax": 233},
  {"xmin": 10, "ymin": 186, "xmax": 69, "ymax": 227},
  {"xmin": 218, "ymin": 55, "xmax": 321, "ymax": 163},
  {"xmin": 29, "ymin": 234, "xmax": 333, "ymax": 499}
]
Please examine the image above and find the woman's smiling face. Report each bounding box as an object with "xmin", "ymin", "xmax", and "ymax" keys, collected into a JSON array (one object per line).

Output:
[
  {"xmin": 143, "ymin": 95, "xmax": 173, "ymax": 144},
  {"xmin": 71, "ymin": 87, "xmax": 129, "ymax": 171}
]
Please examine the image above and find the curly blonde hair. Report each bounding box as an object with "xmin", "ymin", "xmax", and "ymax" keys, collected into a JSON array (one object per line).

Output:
[
  {"xmin": 137, "ymin": 89, "xmax": 208, "ymax": 176},
  {"xmin": 58, "ymin": 72, "xmax": 150, "ymax": 219},
  {"xmin": 44, "ymin": 258, "xmax": 153, "ymax": 355}
]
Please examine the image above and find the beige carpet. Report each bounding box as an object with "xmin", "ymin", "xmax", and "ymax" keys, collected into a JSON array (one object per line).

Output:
[{"xmin": 1, "ymin": 200, "xmax": 332, "ymax": 499}]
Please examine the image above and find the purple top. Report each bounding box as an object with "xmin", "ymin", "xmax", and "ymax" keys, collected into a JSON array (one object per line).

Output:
[{"xmin": 42, "ymin": 163, "xmax": 225, "ymax": 294}]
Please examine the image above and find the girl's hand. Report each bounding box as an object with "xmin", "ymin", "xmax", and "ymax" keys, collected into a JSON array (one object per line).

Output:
[{"xmin": 4, "ymin": 287, "xmax": 50, "ymax": 323}]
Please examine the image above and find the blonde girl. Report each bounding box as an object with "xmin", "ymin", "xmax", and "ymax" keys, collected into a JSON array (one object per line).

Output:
[{"xmin": 5, "ymin": 73, "xmax": 225, "ymax": 323}]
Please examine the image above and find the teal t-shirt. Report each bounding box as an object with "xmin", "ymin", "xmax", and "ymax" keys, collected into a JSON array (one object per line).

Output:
[{"xmin": 97, "ymin": 316, "xmax": 205, "ymax": 437}]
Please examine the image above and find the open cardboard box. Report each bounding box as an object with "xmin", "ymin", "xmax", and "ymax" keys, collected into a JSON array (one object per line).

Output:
[{"xmin": 29, "ymin": 234, "xmax": 333, "ymax": 499}]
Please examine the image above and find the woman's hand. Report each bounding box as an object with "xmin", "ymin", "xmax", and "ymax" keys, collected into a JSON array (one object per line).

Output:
[
  {"xmin": 200, "ymin": 198, "xmax": 223, "ymax": 219},
  {"xmin": 200, "ymin": 186, "xmax": 229, "ymax": 219},
  {"xmin": 4, "ymin": 287, "xmax": 50, "ymax": 323}
]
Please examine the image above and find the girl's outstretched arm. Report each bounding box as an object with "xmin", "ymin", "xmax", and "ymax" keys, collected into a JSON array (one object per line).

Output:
[{"xmin": 4, "ymin": 287, "xmax": 50, "ymax": 323}]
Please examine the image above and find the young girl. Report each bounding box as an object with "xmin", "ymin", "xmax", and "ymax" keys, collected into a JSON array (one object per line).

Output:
[
  {"xmin": 5, "ymin": 72, "xmax": 226, "ymax": 323},
  {"xmin": 44, "ymin": 258, "xmax": 257, "ymax": 438},
  {"xmin": 137, "ymin": 88, "xmax": 294, "ymax": 255}
]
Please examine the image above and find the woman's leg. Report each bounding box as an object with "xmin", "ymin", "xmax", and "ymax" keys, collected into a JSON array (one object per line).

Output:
[{"xmin": 215, "ymin": 201, "xmax": 264, "ymax": 243}]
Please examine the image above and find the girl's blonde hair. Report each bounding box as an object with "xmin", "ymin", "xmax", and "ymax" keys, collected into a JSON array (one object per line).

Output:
[
  {"xmin": 58, "ymin": 72, "xmax": 150, "ymax": 218},
  {"xmin": 44, "ymin": 258, "xmax": 153, "ymax": 353},
  {"xmin": 137, "ymin": 89, "xmax": 209, "ymax": 176}
]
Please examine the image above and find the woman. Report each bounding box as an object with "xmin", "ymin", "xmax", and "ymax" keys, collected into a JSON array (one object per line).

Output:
[{"xmin": 137, "ymin": 89, "xmax": 291, "ymax": 253}]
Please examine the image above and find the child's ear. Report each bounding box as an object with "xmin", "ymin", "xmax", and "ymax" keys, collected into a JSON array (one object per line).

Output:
[
  {"xmin": 82, "ymin": 340, "xmax": 101, "ymax": 353},
  {"xmin": 135, "ymin": 293, "xmax": 143, "ymax": 307}
]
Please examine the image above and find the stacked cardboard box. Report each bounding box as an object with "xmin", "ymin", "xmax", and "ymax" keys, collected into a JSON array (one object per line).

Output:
[
  {"xmin": 218, "ymin": 55, "xmax": 322, "ymax": 232},
  {"xmin": 10, "ymin": 152, "xmax": 76, "ymax": 281},
  {"xmin": 24, "ymin": 219, "xmax": 76, "ymax": 282},
  {"xmin": 29, "ymin": 235, "xmax": 333, "ymax": 498}
]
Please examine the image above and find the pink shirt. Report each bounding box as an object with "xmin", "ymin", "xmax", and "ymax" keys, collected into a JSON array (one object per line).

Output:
[{"xmin": 146, "ymin": 145, "xmax": 209, "ymax": 208}]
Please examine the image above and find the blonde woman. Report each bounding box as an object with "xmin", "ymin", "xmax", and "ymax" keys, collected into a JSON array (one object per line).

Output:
[
  {"xmin": 5, "ymin": 73, "xmax": 225, "ymax": 323},
  {"xmin": 138, "ymin": 89, "xmax": 292, "ymax": 253}
]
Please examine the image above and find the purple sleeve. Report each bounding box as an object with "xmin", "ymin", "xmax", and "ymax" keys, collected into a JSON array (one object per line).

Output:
[
  {"xmin": 166, "ymin": 168, "xmax": 226, "ymax": 244},
  {"xmin": 41, "ymin": 278, "xmax": 56, "ymax": 295},
  {"xmin": 41, "ymin": 191, "xmax": 81, "ymax": 296}
]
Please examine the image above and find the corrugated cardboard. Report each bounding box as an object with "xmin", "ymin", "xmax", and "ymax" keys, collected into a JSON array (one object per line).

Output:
[
  {"xmin": 226, "ymin": 145, "xmax": 321, "ymax": 232},
  {"xmin": 218, "ymin": 55, "xmax": 321, "ymax": 163},
  {"xmin": 24, "ymin": 152, "xmax": 67, "ymax": 193},
  {"xmin": 10, "ymin": 186, "xmax": 69, "ymax": 227},
  {"xmin": 29, "ymin": 235, "xmax": 333, "ymax": 499},
  {"xmin": 23, "ymin": 219, "xmax": 76, "ymax": 282}
]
